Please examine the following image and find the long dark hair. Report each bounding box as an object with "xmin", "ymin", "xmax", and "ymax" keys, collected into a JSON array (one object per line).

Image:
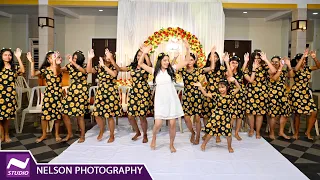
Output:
[
  {"xmin": 205, "ymin": 52, "xmax": 221, "ymax": 72},
  {"xmin": 72, "ymin": 50, "xmax": 85, "ymax": 67},
  {"xmin": 291, "ymin": 53, "xmax": 305, "ymax": 68},
  {"xmin": 129, "ymin": 49, "xmax": 149, "ymax": 70},
  {"xmin": 230, "ymin": 56, "xmax": 242, "ymax": 74},
  {"xmin": 0, "ymin": 48, "xmax": 15, "ymax": 72},
  {"xmin": 153, "ymin": 52, "xmax": 176, "ymax": 84},
  {"xmin": 189, "ymin": 53, "xmax": 198, "ymax": 68},
  {"xmin": 248, "ymin": 52, "xmax": 265, "ymax": 72},
  {"xmin": 40, "ymin": 51, "xmax": 54, "ymax": 70}
]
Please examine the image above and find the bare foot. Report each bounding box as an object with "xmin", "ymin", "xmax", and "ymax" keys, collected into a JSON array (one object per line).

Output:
[
  {"xmin": 201, "ymin": 144, "xmax": 206, "ymax": 151},
  {"xmin": 62, "ymin": 134, "xmax": 73, "ymax": 142},
  {"xmin": 4, "ymin": 136, "xmax": 12, "ymax": 143},
  {"xmin": 35, "ymin": 136, "xmax": 47, "ymax": 143},
  {"xmin": 305, "ymin": 132, "xmax": 314, "ymax": 141},
  {"xmin": 256, "ymin": 135, "xmax": 261, "ymax": 139},
  {"xmin": 107, "ymin": 135, "xmax": 115, "ymax": 143},
  {"xmin": 1, "ymin": 134, "xmax": 4, "ymax": 142},
  {"xmin": 78, "ymin": 136, "xmax": 85, "ymax": 143},
  {"xmin": 142, "ymin": 135, "xmax": 148, "ymax": 143},
  {"xmin": 193, "ymin": 136, "xmax": 200, "ymax": 145},
  {"xmin": 292, "ymin": 134, "xmax": 299, "ymax": 140},
  {"xmin": 279, "ymin": 133, "xmax": 290, "ymax": 140},
  {"xmin": 132, "ymin": 132, "xmax": 141, "ymax": 141},
  {"xmin": 202, "ymin": 134, "xmax": 207, "ymax": 140},
  {"xmin": 269, "ymin": 134, "xmax": 275, "ymax": 140},
  {"xmin": 170, "ymin": 145, "xmax": 176, "ymax": 153},
  {"xmin": 235, "ymin": 133, "xmax": 242, "ymax": 141},
  {"xmin": 216, "ymin": 136, "xmax": 221, "ymax": 143},
  {"xmin": 97, "ymin": 132, "xmax": 103, "ymax": 141},
  {"xmin": 190, "ymin": 132, "xmax": 195, "ymax": 144},
  {"xmin": 150, "ymin": 139, "xmax": 156, "ymax": 150},
  {"xmin": 248, "ymin": 130, "xmax": 254, "ymax": 137},
  {"xmin": 55, "ymin": 136, "xmax": 62, "ymax": 142},
  {"xmin": 228, "ymin": 147, "xmax": 234, "ymax": 153}
]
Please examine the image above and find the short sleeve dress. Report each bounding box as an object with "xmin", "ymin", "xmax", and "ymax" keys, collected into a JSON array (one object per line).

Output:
[
  {"xmin": 126, "ymin": 65, "xmax": 153, "ymax": 117},
  {"xmin": 61, "ymin": 63, "xmax": 89, "ymax": 117},
  {"xmin": 40, "ymin": 68, "xmax": 63, "ymax": 121},
  {"xmin": 92, "ymin": 65, "xmax": 122, "ymax": 118},
  {"xmin": 244, "ymin": 64, "xmax": 269, "ymax": 115},
  {"xmin": 0, "ymin": 65, "xmax": 22, "ymax": 121},
  {"xmin": 290, "ymin": 66, "xmax": 317, "ymax": 114},
  {"xmin": 177, "ymin": 68, "xmax": 204, "ymax": 116}
]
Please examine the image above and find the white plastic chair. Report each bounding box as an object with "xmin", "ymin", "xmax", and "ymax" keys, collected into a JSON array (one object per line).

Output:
[
  {"xmin": 14, "ymin": 87, "xmax": 22, "ymax": 133},
  {"xmin": 19, "ymin": 86, "xmax": 46, "ymax": 133},
  {"xmin": 89, "ymin": 86, "xmax": 98, "ymax": 124},
  {"xmin": 15, "ymin": 76, "xmax": 31, "ymax": 101}
]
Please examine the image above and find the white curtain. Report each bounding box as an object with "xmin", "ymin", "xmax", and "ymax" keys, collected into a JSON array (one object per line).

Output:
[{"xmin": 116, "ymin": 0, "xmax": 225, "ymax": 79}]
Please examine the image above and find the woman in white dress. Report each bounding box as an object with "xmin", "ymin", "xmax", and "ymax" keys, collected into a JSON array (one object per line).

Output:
[{"xmin": 138, "ymin": 40, "xmax": 191, "ymax": 153}]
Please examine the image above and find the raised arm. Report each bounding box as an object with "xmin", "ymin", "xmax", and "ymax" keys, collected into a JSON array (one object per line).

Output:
[
  {"xmin": 86, "ymin": 49, "xmax": 96, "ymax": 74},
  {"xmin": 144, "ymin": 53, "xmax": 152, "ymax": 67},
  {"xmin": 52, "ymin": 52, "xmax": 59, "ymax": 76},
  {"xmin": 203, "ymin": 46, "xmax": 216, "ymax": 73},
  {"xmin": 26, "ymin": 52, "xmax": 40, "ymax": 77},
  {"xmin": 66, "ymin": 54, "xmax": 86, "ymax": 74},
  {"xmin": 194, "ymin": 82, "xmax": 213, "ymax": 98},
  {"xmin": 14, "ymin": 48, "xmax": 25, "ymax": 74},
  {"xmin": 242, "ymin": 52, "xmax": 250, "ymax": 71},
  {"xmin": 175, "ymin": 39, "xmax": 191, "ymax": 71},
  {"xmin": 99, "ymin": 57, "xmax": 118, "ymax": 77},
  {"xmin": 137, "ymin": 45, "xmax": 153, "ymax": 74},
  {"xmin": 270, "ymin": 60, "xmax": 284, "ymax": 81},
  {"xmin": 222, "ymin": 52, "xmax": 233, "ymax": 77},
  {"xmin": 310, "ymin": 50, "xmax": 320, "ymax": 71},
  {"xmin": 244, "ymin": 61, "xmax": 258, "ymax": 83},
  {"xmin": 284, "ymin": 57, "xmax": 294, "ymax": 78},
  {"xmin": 260, "ymin": 52, "xmax": 276, "ymax": 74},
  {"xmin": 295, "ymin": 49, "xmax": 308, "ymax": 72}
]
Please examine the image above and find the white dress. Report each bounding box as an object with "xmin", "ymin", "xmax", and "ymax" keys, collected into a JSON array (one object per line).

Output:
[{"xmin": 153, "ymin": 67, "xmax": 184, "ymax": 120}]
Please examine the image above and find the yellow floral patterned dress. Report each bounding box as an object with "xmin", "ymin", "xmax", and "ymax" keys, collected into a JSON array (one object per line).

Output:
[
  {"xmin": 290, "ymin": 66, "xmax": 317, "ymax": 114},
  {"xmin": 92, "ymin": 65, "xmax": 122, "ymax": 118},
  {"xmin": 244, "ymin": 64, "xmax": 269, "ymax": 115},
  {"xmin": 40, "ymin": 68, "xmax": 63, "ymax": 121},
  {"xmin": 268, "ymin": 70, "xmax": 292, "ymax": 117},
  {"xmin": 230, "ymin": 70, "xmax": 246, "ymax": 119},
  {"xmin": 202, "ymin": 91, "xmax": 234, "ymax": 137},
  {"xmin": 126, "ymin": 65, "xmax": 153, "ymax": 117},
  {"xmin": 202, "ymin": 66, "xmax": 227, "ymax": 118},
  {"xmin": 178, "ymin": 68, "xmax": 204, "ymax": 116},
  {"xmin": 61, "ymin": 63, "xmax": 89, "ymax": 117},
  {"xmin": 0, "ymin": 65, "xmax": 21, "ymax": 120}
]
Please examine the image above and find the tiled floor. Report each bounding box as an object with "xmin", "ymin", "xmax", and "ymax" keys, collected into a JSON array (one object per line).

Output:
[{"xmin": 1, "ymin": 114, "xmax": 320, "ymax": 179}]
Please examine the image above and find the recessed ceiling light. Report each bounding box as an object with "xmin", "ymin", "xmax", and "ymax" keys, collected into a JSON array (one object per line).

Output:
[
  {"xmin": 313, "ymin": 12, "xmax": 318, "ymax": 15},
  {"xmin": 99, "ymin": 9, "xmax": 103, "ymax": 12},
  {"xmin": 243, "ymin": 12, "xmax": 248, "ymax": 14}
]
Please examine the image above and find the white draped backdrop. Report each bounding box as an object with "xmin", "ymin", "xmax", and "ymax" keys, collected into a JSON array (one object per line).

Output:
[{"xmin": 116, "ymin": 0, "xmax": 225, "ymax": 79}]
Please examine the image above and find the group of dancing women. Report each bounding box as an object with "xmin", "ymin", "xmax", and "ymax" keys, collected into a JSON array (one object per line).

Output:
[{"xmin": 0, "ymin": 39, "xmax": 319, "ymax": 153}]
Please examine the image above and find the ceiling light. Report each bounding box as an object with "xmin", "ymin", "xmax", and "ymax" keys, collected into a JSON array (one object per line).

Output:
[
  {"xmin": 99, "ymin": 10, "xmax": 103, "ymax": 12},
  {"xmin": 313, "ymin": 12, "xmax": 318, "ymax": 15},
  {"xmin": 243, "ymin": 12, "xmax": 248, "ymax": 14}
]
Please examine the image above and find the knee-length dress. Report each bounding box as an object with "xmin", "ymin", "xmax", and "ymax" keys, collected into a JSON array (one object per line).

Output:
[
  {"xmin": 202, "ymin": 66, "xmax": 227, "ymax": 118},
  {"xmin": 202, "ymin": 91, "xmax": 235, "ymax": 137},
  {"xmin": 61, "ymin": 63, "xmax": 89, "ymax": 117},
  {"xmin": 244, "ymin": 64, "xmax": 269, "ymax": 115},
  {"xmin": 40, "ymin": 68, "xmax": 63, "ymax": 121},
  {"xmin": 0, "ymin": 65, "xmax": 21, "ymax": 121},
  {"xmin": 92, "ymin": 65, "xmax": 122, "ymax": 118},
  {"xmin": 153, "ymin": 67, "xmax": 184, "ymax": 119},
  {"xmin": 290, "ymin": 66, "xmax": 317, "ymax": 114},
  {"xmin": 268, "ymin": 70, "xmax": 292, "ymax": 117},
  {"xmin": 126, "ymin": 65, "xmax": 152, "ymax": 117},
  {"xmin": 178, "ymin": 68, "xmax": 204, "ymax": 116},
  {"xmin": 230, "ymin": 70, "xmax": 247, "ymax": 119}
]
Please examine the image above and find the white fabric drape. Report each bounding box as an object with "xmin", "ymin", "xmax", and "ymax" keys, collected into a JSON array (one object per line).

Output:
[{"xmin": 117, "ymin": 0, "xmax": 225, "ymax": 79}]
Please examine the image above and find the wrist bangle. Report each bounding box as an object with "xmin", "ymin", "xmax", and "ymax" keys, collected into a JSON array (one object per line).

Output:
[
  {"xmin": 252, "ymin": 70, "xmax": 256, "ymax": 72},
  {"xmin": 278, "ymin": 70, "xmax": 282, "ymax": 72}
]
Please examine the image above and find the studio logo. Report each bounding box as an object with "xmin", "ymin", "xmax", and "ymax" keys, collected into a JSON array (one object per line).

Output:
[{"xmin": 6, "ymin": 153, "xmax": 31, "ymax": 178}]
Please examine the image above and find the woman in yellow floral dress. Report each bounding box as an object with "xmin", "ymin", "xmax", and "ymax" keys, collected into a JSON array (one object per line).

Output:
[
  {"xmin": 87, "ymin": 49, "xmax": 122, "ymax": 143},
  {"xmin": 0, "ymin": 48, "xmax": 25, "ymax": 143},
  {"xmin": 267, "ymin": 56, "xmax": 294, "ymax": 140},
  {"xmin": 244, "ymin": 51, "xmax": 276, "ymax": 139},
  {"xmin": 177, "ymin": 46, "xmax": 222, "ymax": 145},
  {"xmin": 61, "ymin": 50, "xmax": 89, "ymax": 143},
  {"xmin": 27, "ymin": 51, "xmax": 63, "ymax": 143},
  {"xmin": 290, "ymin": 50, "xmax": 320, "ymax": 140},
  {"xmin": 113, "ymin": 49, "xmax": 152, "ymax": 143},
  {"xmin": 195, "ymin": 77, "xmax": 241, "ymax": 153}
]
